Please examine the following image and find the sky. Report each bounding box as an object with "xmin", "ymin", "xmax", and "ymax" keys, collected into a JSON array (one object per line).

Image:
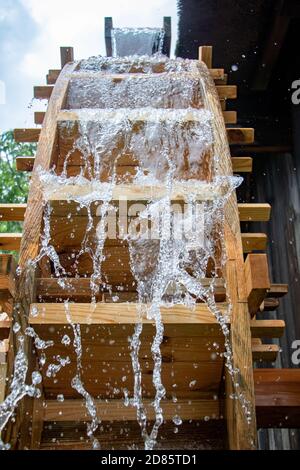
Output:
[{"xmin": 0, "ymin": 0, "xmax": 178, "ymax": 132}]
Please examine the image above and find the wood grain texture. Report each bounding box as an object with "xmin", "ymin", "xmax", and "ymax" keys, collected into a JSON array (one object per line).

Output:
[
  {"xmin": 44, "ymin": 398, "xmax": 221, "ymax": 422},
  {"xmin": 13, "ymin": 128, "xmax": 40, "ymax": 143},
  {"xmin": 34, "ymin": 112, "xmax": 45, "ymax": 125},
  {"xmin": 245, "ymin": 254, "xmax": 271, "ymax": 316},
  {"xmin": 197, "ymin": 60, "xmax": 257, "ymax": 448},
  {"xmin": 34, "ymin": 86, "xmax": 53, "ymax": 100},
  {"xmin": 0, "ymin": 204, "xmax": 26, "ymax": 221},
  {"xmin": 254, "ymin": 369, "xmax": 300, "ymax": 428},
  {"xmin": 0, "ymin": 234, "xmax": 22, "ymax": 251}
]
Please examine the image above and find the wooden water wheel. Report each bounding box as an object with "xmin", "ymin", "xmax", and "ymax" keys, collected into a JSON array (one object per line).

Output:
[{"xmin": 1, "ymin": 44, "xmax": 299, "ymax": 451}]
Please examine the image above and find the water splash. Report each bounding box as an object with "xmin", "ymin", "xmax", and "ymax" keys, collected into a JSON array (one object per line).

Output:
[
  {"xmin": 0, "ymin": 54, "xmax": 254, "ymax": 450},
  {"xmin": 111, "ymin": 28, "xmax": 165, "ymax": 57}
]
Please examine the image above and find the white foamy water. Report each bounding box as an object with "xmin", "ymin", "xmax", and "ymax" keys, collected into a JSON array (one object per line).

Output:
[{"xmin": 0, "ymin": 53, "xmax": 254, "ymax": 450}]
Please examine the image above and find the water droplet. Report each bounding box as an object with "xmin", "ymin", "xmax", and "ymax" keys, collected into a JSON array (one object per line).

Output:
[
  {"xmin": 172, "ymin": 415, "xmax": 182, "ymax": 426},
  {"xmin": 31, "ymin": 371, "xmax": 42, "ymax": 385}
]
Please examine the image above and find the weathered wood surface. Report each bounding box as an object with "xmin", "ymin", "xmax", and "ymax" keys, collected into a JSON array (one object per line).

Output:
[
  {"xmin": 198, "ymin": 59, "xmax": 257, "ymax": 449},
  {"xmin": 3, "ymin": 62, "xmax": 78, "ymax": 450}
]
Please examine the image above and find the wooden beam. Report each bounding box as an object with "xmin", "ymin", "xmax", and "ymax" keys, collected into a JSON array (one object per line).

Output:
[
  {"xmin": 252, "ymin": 342, "xmax": 279, "ymax": 362},
  {"xmin": 238, "ymin": 203, "xmax": 271, "ymax": 222},
  {"xmin": 14, "ymin": 129, "xmax": 40, "ymax": 143},
  {"xmin": 215, "ymin": 73, "xmax": 228, "ymax": 85},
  {"xmin": 60, "ymin": 47, "xmax": 74, "ymax": 68},
  {"xmin": 16, "ymin": 155, "xmax": 247, "ymax": 172},
  {"xmin": 28, "ymin": 302, "xmax": 284, "ymax": 339},
  {"xmin": 0, "ymin": 363, "xmax": 7, "ymax": 402},
  {"xmin": 245, "ymin": 254, "xmax": 271, "ymax": 316},
  {"xmin": 46, "ymin": 69, "xmax": 61, "ymax": 85},
  {"xmin": 33, "ymin": 86, "xmax": 53, "ymax": 100},
  {"xmin": 44, "ymin": 398, "xmax": 221, "ymax": 422},
  {"xmin": 227, "ymin": 128, "xmax": 254, "ymax": 145},
  {"xmin": 0, "ymin": 204, "xmax": 26, "ymax": 221},
  {"xmin": 36, "ymin": 277, "xmax": 226, "ymax": 301},
  {"xmin": 250, "ymin": 319, "xmax": 285, "ymax": 338},
  {"xmin": 0, "ymin": 202, "xmax": 271, "ymax": 224},
  {"xmin": 241, "ymin": 233, "xmax": 267, "ymax": 252},
  {"xmin": 223, "ymin": 111, "xmax": 237, "ymax": 125},
  {"xmin": 267, "ymin": 283, "xmax": 288, "ymax": 298},
  {"xmin": 105, "ymin": 17, "xmax": 113, "ymax": 57},
  {"xmin": 34, "ymin": 112, "xmax": 45, "ymax": 125},
  {"xmin": 46, "ymin": 181, "xmax": 230, "ymax": 203},
  {"xmin": 0, "ymin": 234, "xmax": 22, "ymax": 251},
  {"xmin": 198, "ymin": 46, "xmax": 213, "ymax": 68},
  {"xmin": 162, "ymin": 16, "xmax": 171, "ymax": 57},
  {"xmin": 260, "ymin": 298, "xmax": 280, "ymax": 311},
  {"xmin": 0, "ymin": 319, "xmax": 11, "ymax": 340},
  {"xmin": 216, "ymin": 85, "xmax": 237, "ymax": 100},
  {"xmin": 29, "ymin": 302, "xmax": 228, "ymax": 329},
  {"xmin": 254, "ymin": 369, "xmax": 300, "ymax": 428},
  {"xmin": 231, "ymin": 156, "xmax": 252, "ymax": 172},
  {"xmin": 16, "ymin": 156, "xmax": 35, "ymax": 172}
]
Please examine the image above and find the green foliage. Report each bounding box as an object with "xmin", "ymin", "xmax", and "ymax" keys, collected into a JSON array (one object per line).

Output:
[{"xmin": 0, "ymin": 130, "xmax": 36, "ymax": 233}]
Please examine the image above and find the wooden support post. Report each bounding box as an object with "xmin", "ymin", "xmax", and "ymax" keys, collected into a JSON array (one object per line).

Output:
[
  {"xmin": 2, "ymin": 62, "xmax": 78, "ymax": 450},
  {"xmin": 163, "ymin": 16, "xmax": 171, "ymax": 57},
  {"xmin": 198, "ymin": 46, "xmax": 213, "ymax": 68},
  {"xmin": 60, "ymin": 47, "xmax": 74, "ymax": 68},
  {"xmin": 105, "ymin": 17, "xmax": 113, "ymax": 57},
  {"xmin": 0, "ymin": 363, "xmax": 7, "ymax": 402},
  {"xmin": 245, "ymin": 254, "xmax": 271, "ymax": 316}
]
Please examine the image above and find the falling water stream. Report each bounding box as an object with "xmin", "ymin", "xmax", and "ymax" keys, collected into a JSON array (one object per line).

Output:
[{"xmin": 0, "ymin": 47, "xmax": 254, "ymax": 450}]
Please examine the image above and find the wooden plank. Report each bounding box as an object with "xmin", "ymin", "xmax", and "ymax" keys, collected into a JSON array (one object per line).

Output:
[
  {"xmin": 46, "ymin": 181, "xmax": 229, "ymax": 203},
  {"xmin": 252, "ymin": 343, "xmax": 279, "ymax": 362},
  {"xmin": 29, "ymin": 302, "xmax": 229, "ymax": 327},
  {"xmin": 60, "ymin": 46, "xmax": 74, "ymax": 68},
  {"xmin": 0, "ymin": 234, "xmax": 22, "ymax": 251},
  {"xmin": 0, "ymin": 204, "xmax": 26, "ymax": 221},
  {"xmin": 267, "ymin": 283, "xmax": 288, "ymax": 298},
  {"xmin": 16, "ymin": 154, "xmax": 244, "ymax": 173},
  {"xmin": 0, "ymin": 320, "xmax": 11, "ymax": 340},
  {"xmin": 241, "ymin": 233, "xmax": 267, "ymax": 252},
  {"xmin": 30, "ymin": 388, "xmax": 44, "ymax": 449},
  {"xmin": 254, "ymin": 369, "xmax": 300, "ymax": 428},
  {"xmin": 231, "ymin": 156, "xmax": 252, "ymax": 172},
  {"xmin": 34, "ymin": 86, "xmax": 53, "ymax": 100},
  {"xmin": 0, "ymin": 363, "xmax": 7, "ymax": 402},
  {"xmin": 216, "ymin": 85, "xmax": 237, "ymax": 100},
  {"xmin": 238, "ymin": 203, "xmax": 271, "ymax": 221},
  {"xmin": 46, "ymin": 69, "xmax": 61, "ymax": 85},
  {"xmin": 16, "ymin": 156, "xmax": 35, "ymax": 172},
  {"xmin": 44, "ymin": 398, "xmax": 221, "ymax": 422},
  {"xmin": 223, "ymin": 111, "xmax": 237, "ymax": 124},
  {"xmin": 250, "ymin": 319, "xmax": 285, "ymax": 338},
  {"xmin": 260, "ymin": 298, "xmax": 280, "ymax": 311},
  {"xmin": 36, "ymin": 277, "xmax": 226, "ymax": 301},
  {"xmin": 14, "ymin": 128, "xmax": 40, "ymax": 143},
  {"xmin": 34, "ymin": 112, "xmax": 45, "ymax": 125},
  {"xmin": 214, "ymin": 73, "xmax": 228, "ymax": 85},
  {"xmin": 28, "ymin": 302, "xmax": 284, "ymax": 338},
  {"xmin": 245, "ymin": 254, "xmax": 271, "ymax": 316},
  {"xmin": 227, "ymin": 128, "xmax": 254, "ymax": 145},
  {"xmin": 198, "ymin": 46, "xmax": 212, "ymax": 68}
]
